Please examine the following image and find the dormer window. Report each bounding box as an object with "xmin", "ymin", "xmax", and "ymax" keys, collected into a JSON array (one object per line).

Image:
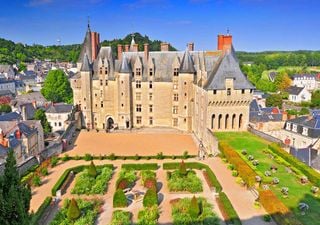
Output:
[
  {"xmin": 302, "ymin": 127, "xmax": 308, "ymax": 136},
  {"xmin": 292, "ymin": 124, "xmax": 297, "ymax": 132},
  {"xmin": 174, "ymin": 68, "xmax": 179, "ymax": 76},
  {"xmin": 286, "ymin": 122, "xmax": 291, "ymax": 130},
  {"xmin": 136, "ymin": 68, "xmax": 141, "ymax": 76},
  {"xmin": 149, "ymin": 69, "xmax": 153, "ymax": 76},
  {"xmin": 227, "ymin": 88, "xmax": 231, "ymax": 96}
]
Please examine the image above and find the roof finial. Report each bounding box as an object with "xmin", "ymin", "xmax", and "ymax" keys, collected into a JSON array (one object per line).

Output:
[
  {"xmin": 87, "ymin": 16, "xmax": 91, "ymax": 31},
  {"xmin": 226, "ymin": 27, "xmax": 230, "ymax": 35},
  {"xmin": 130, "ymin": 33, "xmax": 136, "ymax": 51}
]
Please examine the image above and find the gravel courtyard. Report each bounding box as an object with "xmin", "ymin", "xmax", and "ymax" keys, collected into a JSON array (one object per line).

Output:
[{"xmin": 65, "ymin": 130, "xmax": 198, "ymax": 156}]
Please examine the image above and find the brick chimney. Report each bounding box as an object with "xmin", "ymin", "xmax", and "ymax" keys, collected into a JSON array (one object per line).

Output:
[
  {"xmin": 144, "ymin": 43, "xmax": 149, "ymax": 62},
  {"xmin": 91, "ymin": 32, "xmax": 100, "ymax": 61},
  {"xmin": 125, "ymin": 44, "xmax": 130, "ymax": 52},
  {"xmin": 161, "ymin": 42, "xmax": 169, "ymax": 51},
  {"xmin": 188, "ymin": 42, "xmax": 194, "ymax": 51},
  {"xmin": 133, "ymin": 44, "xmax": 139, "ymax": 52},
  {"xmin": 217, "ymin": 34, "xmax": 232, "ymax": 52},
  {"xmin": 282, "ymin": 111, "xmax": 288, "ymax": 121},
  {"xmin": 15, "ymin": 129, "xmax": 21, "ymax": 139},
  {"xmin": 117, "ymin": 44, "xmax": 123, "ymax": 61}
]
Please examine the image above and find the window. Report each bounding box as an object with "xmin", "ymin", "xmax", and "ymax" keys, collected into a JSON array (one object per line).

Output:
[
  {"xmin": 136, "ymin": 68, "xmax": 141, "ymax": 76},
  {"xmin": 184, "ymin": 93, "xmax": 187, "ymax": 97},
  {"xmin": 173, "ymin": 81, "xmax": 178, "ymax": 90},
  {"xmin": 149, "ymin": 105, "xmax": 153, "ymax": 113},
  {"xmin": 173, "ymin": 68, "xmax": 179, "ymax": 76},
  {"xmin": 149, "ymin": 117, "xmax": 153, "ymax": 125},
  {"xmin": 292, "ymin": 124, "xmax": 297, "ymax": 132},
  {"xmin": 149, "ymin": 81, "xmax": 153, "ymax": 89},
  {"xmin": 105, "ymin": 80, "xmax": 108, "ymax": 85},
  {"xmin": 136, "ymin": 116, "xmax": 142, "ymax": 124},
  {"xmin": 184, "ymin": 81, "xmax": 187, "ymax": 85},
  {"xmin": 302, "ymin": 127, "xmax": 308, "ymax": 136},
  {"xmin": 184, "ymin": 118, "xmax": 187, "ymax": 123},
  {"xmin": 149, "ymin": 69, "xmax": 153, "ymax": 76},
  {"xmin": 136, "ymin": 92, "xmax": 141, "ymax": 101},
  {"xmin": 136, "ymin": 80, "xmax": 141, "ymax": 88},
  {"xmin": 58, "ymin": 122, "xmax": 61, "ymax": 127},
  {"xmin": 184, "ymin": 105, "xmax": 187, "ymax": 110},
  {"xmin": 121, "ymin": 80, "xmax": 124, "ymax": 84},
  {"xmin": 121, "ymin": 104, "xmax": 124, "ymax": 108},
  {"xmin": 173, "ymin": 106, "xmax": 178, "ymax": 114},
  {"xmin": 227, "ymin": 88, "xmax": 231, "ymax": 96},
  {"xmin": 173, "ymin": 118, "xmax": 178, "ymax": 126},
  {"xmin": 149, "ymin": 93, "xmax": 153, "ymax": 101},
  {"xmin": 54, "ymin": 122, "xmax": 57, "ymax": 127},
  {"xmin": 213, "ymin": 90, "xmax": 217, "ymax": 95},
  {"xmin": 84, "ymin": 98, "xmax": 86, "ymax": 101},
  {"xmin": 121, "ymin": 92, "xmax": 124, "ymax": 96},
  {"xmin": 136, "ymin": 104, "xmax": 142, "ymax": 112},
  {"xmin": 95, "ymin": 104, "xmax": 97, "ymax": 108},
  {"xmin": 100, "ymin": 80, "xmax": 103, "ymax": 86},
  {"xmin": 242, "ymin": 89, "xmax": 245, "ymax": 94},
  {"xmin": 286, "ymin": 122, "xmax": 291, "ymax": 130},
  {"xmin": 101, "ymin": 101, "xmax": 104, "ymax": 108},
  {"xmin": 174, "ymin": 94, "xmax": 179, "ymax": 101},
  {"xmin": 105, "ymin": 69, "xmax": 108, "ymax": 75},
  {"xmin": 95, "ymin": 93, "xmax": 97, "ymax": 97}
]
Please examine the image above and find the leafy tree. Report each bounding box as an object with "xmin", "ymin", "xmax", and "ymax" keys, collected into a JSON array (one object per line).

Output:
[
  {"xmin": 88, "ymin": 161, "xmax": 97, "ymax": 178},
  {"xmin": 41, "ymin": 69, "xmax": 73, "ymax": 104},
  {"xmin": 189, "ymin": 196, "xmax": 200, "ymax": 219},
  {"xmin": 274, "ymin": 71, "xmax": 292, "ymax": 91},
  {"xmin": 311, "ymin": 90, "xmax": 320, "ymax": 107},
  {"xmin": 0, "ymin": 150, "xmax": 31, "ymax": 225},
  {"xmin": 0, "ymin": 104, "xmax": 12, "ymax": 113},
  {"xmin": 67, "ymin": 198, "xmax": 81, "ymax": 220},
  {"xmin": 266, "ymin": 94, "xmax": 283, "ymax": 109},
  {"xmin": 34, "ymin": 109, "xmax": 52, "ymax": 134}
]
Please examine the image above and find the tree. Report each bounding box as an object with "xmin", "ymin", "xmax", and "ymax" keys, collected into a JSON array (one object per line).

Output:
[
  {"xmin": 0, "ymin": 150, "xmax": 31, "ymax": 225},
  {"xmin": 143, "ymin": 188, "xmax": 158, "ymax": 207},
  {"xmin": 67, "ymin": 198, "xmax": 81, "ymax": 220},
  {"xmin": 88, "ymin": 161, "xmax": 97, "ymax": 178},
  {"xmin": 0, "ymin": 104, "xmax": 12, "ymax": 113},
  {"xmin": 266, "ymin": 94, "xmax": 283, "ymax": 109},
  {"xmin": 34, "ymin": 109, "xmax": 52, "ymax": 135},
  {"xmin": 189, "ymin": 196, "xmax": 200, "ymax": 219},
  {"xmin": 274, "ymin": 71, "xmax": 292, "ymax": 91},
  {"xmin": 41, "ymin": 69, "xmax": 73, "ymax": 104},
  {"xmin": 311, "ymin": 90, "xmax": 320, "ymax": 107}
]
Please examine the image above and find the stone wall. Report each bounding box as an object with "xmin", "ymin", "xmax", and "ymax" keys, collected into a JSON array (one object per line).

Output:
[{"xmin": 248, "ymin": 127, "xmax": 284, "ymax": 147}]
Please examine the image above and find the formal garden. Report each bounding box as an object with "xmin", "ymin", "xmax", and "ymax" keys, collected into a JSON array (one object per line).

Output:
[{"xmin": 216, "ymin": 132, "xmax": 320, "ymax": 225}]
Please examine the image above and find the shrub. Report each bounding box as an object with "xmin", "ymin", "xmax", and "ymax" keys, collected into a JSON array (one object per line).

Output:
[
  {"xmin": 217, "ymin": 192, "xmax": 241, "ymax": 225},
  {"xmin": 113, "ymin": 189, "xmax": 127, "ymax": 208},
  {"xmin": 88, "ymin": 161, "xmax": 97, "ymax": 178},
  {"xmin": 252, "ymin": 160, "xmax": 259, "ymax": 166},
  {"xmin": 232, "ymin": 170, "xmax": 238, "ymax": 177},
  {"xmin": 137, "ymin": 205, "xmax": 159, "ymax": 225},
  {"xmin": 183, "ymin": 151, "xmax": 189, "ymax": 159},
  {"xmin": 32, "ymin": 175, "xmax": 41, "ymax": 187},
  {"xmin": 179, "ymin": 160, "xmax": 187, "ymax": 176},
  {"xmin": 263, "ymin": 215, "xmax": 271, "ymax": 222},
  {"xmin": 74, "ymin": 155, "xmax": 81, "ymax": 160},
  {"xmin": 264, "ymin": 171, "xmax": 272, "ymax": 177},
  {"xmin": 189, "ymin": 196, "xmax": 200, "ymax": 219},
  {"xmin": 281, "ymin": 187, "xmax": 289, "ymax": 195},
  {"xmin": 117, "ymin": 178, "xmax": 129, "ymax": 190},
  {"xmin": 111, "ymin": 210, "xmax": 131, "ymax": 225},
  {"xmin": 116, "ymin": 169, "xmax": 137, "ymax": 189},
  {"xmin": 268, "ymin": 143, "xmax": 320, "ymax": 186},
  {"xmin": 156, "ymin": 152, "xmax": 164, "ymax": 160},
  {"xmin": 134, "ymin": 154, "xmax": 140, "ymax": 160},
  {"xmin": 144, "ymin": 178, "xmax": 157, "ymax": 191},
  {"xmin": 40, "ymin": 167, "xmax": 48, "ymax": 176},
  {"xmin": 241, "ymin": 149, "xmax": 247, "ymax": 155},
  {"xmin": 51, "ymin": 156, "xmax": 58, "ymax": 167},
  {"xmin": 141, "ymin": 170, "xmax": 156, "ymax": 183},
  {"xmin": 143, "ymin": 189, "xmax": 158, "ymax": 207},
  {"xmin": 67, "ymin": 198, "xmax": 81, "ymax": 220},
  {"xmin": 61, "ymin": 154, "xmax": 70, "ymax": 162},
  {"xmin": 311, "ymin": 186, "xmax": 319, "ymax": 194},
  {"xmin": 109, "ymin": 153, "xmax": 116, "ymax": 160},
  {"xmin": 122, "ymin": 163, "xmax": 158, "ymax": 170},
  {"xmin": 272, "ymin": 177, "xmax": 279, "ymax": 185},
  {"xmin": 84, "ymin": 153, "xmax": 93, "ymax": 161},
  {"xmin": 167, "ymin": 170, "xmax": 202, "ymax": 193},
  {"xmin": 227, "ymin": 164, "xmax": 235, "ymax": 170}
]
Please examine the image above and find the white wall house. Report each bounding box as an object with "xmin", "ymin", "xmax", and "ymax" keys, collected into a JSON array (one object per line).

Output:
[
  {"xmin": 293, "ymin": 74, "xmax": 317, "ymax": 91},
  {"xmin": 287, "ymin": 86, "xmax": 311, "ymax": 103},
  {"xmin": 45, "ymin": 103, "xmax": 73, "ymax": 132},
  {"xmin": 0, "ymin": 79, "xmax": 16, "ymax": 95}
]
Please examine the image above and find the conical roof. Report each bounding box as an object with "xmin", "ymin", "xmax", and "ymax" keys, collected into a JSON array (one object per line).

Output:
[
  {"xmin": 78, "ymin": 26, "xmax": 92, "ymax": 63},
  {"xmin": 119, "ymin": 55, "xmax": 131, "ymax": 73},
  {"xmin": 81, "ymin": 53, "xmax": 92, "ymax": 72},
  {"xmin": 179, "ymin": 49, "xmax": 196, "ymax": 73}
]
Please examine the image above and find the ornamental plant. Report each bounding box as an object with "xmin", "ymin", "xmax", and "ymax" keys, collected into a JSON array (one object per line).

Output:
[
  {"xmin": 143, "ymin": 189, "xmax": 158, "ymax": 207},
  {"xmin": 113, "ymin": 189, "xmax": 127, "ymax": 208},
  {"xmin": 67, "ymin": 198, "xmax": 81, "ymax": 220},
  {"xmin": 272, "ymin": 177, "xmax": 279, "ymax": 185},
  {"xmin": 88, "ymin": 161, "xmax": 97, "ymax": 178},
  {"xmin": 311, "ymin": 186, "xmax": 319, "ymax": 194},
  {"xmin": 179, "ymin": 160, "xmax": 187, "ymax": 176},
  {"xmin": 188, "ymin": 196, "xmax": 200, "ymax": 219}
]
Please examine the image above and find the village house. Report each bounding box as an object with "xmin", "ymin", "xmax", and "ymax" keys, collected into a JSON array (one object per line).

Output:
[
  {"xmin": 292, "ymin": 74, "xmax": 317, "ymax": 91},
  {"xmin": 45, "ymin": 103, "xmax": 74, "ymax": 132},
  {"xmin": 287, "ymin": 86, "xmax": 311, "ymax": 103}
]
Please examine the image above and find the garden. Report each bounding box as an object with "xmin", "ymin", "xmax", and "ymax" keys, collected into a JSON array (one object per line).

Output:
[{"xmin": 216, "ymin": 132, "xmax": 320, "ymax": 225}]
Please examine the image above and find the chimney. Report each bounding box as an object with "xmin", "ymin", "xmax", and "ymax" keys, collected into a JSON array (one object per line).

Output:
[
  {"xmin": 15, "ymin": 129, "xmax": 21, "ymax": 139},
  {"xmin": 117, "ymin": 44, "xmax": 123, "ymax": 61},
  {"xmin": 125, "ymin": 44, "xmax": 130, "ymax": 52},
  {"xmin": 0, "ymin": 128, "xmax": 3, "ymax": 140},
  {"xmin": 144, "ymin": 43, "xmax": 149, "ymax": 62},
  {"xmin": 133, "ymin": 44, "xmax": 139, "ymax": 52},
  {"xmin": 91, "ymin": 32, "xmax": 100, "ymax": 61},
  {"xmin": 282, "ymin": 111, "xmax": 288, "ymax": 121},
  {"xmin": 161, "ymin": 42, "xmax": 169, "ymax": 51},
  {"xmin": 217, "ymin": 34, "xmax": 232, "ymax": 52},
  {"xmin": 188, "ymin": 42, "xmax": 194, "ymax": 51}
]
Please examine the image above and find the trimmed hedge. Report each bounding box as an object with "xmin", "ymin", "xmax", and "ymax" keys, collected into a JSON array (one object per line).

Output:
[
  {"xmin": 113, "ymin": 189, "xmax": 128, "ymax": 208},
  {"xmin": 121, "ymin": 163, "xmax": 158, "ymax": 170},
  {"xmin": 143, "ymin": 189, "xmax": 158, "ymax": 207},
  {"xmin": 269, "ymin": 143, "xmax": 320, "ymax": 186},
  {"xmin": 51, "ymin": 164, "xmax": 113, "ymax": 196},
  {"xmin": 259, "ymin": 190, "xmax": 302, "ymax": 225},
  {"xmin": 219, "ymin": 142, "xmax": 257, "ymax": 187},
  {"xmin": 30, "ymin": 196, "xmax": 52, "ymax": 225},
  {"xmin": 163, "ymin": 162, "xmax": 222, "ymax": 192},
  {"xmin": 217, "ymin": 192, "xmax": 242, "ymax": 225}
]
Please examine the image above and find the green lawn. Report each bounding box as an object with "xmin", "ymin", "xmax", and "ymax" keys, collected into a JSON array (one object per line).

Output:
[{"xmin": 215, "ymin": 132, "xmax": 320, "ymax": 225}]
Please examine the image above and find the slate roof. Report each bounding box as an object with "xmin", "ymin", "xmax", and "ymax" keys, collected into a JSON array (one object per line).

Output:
[
  {"xmin": 19, "ymin": 103, "xmax": 36, "ymax": 120},
  {"xmin": 14, "ymin": 92, "xmax": 46, "ymax": 105},
  {"xmin": 289, "ymin": 147, "xmax": 318, "ymax": 167},
  {"xmin": 119, "ymin": 55, "xmax": 132, "ymax": 73},
  {"xmin": 80, "ymin": 53, "xmax": 92, "ymax": 72},
  {"xmin": 268, "ymin": 72, "xmax": 277, "ymax": 82},
  {"xmin": 0, "ymin": 79, "xmax": 15, "ymax": 84},
  {"xmin": 204, "ymin": 48, "xmax": 254, "ymax": 90},
  {"xmin": 46, "ymin": 103, "xmax": 73, "ymax": 114},
  {"xmin": 0, "ymin": 112, "xmax": 22, "ymax": 122},
  {"xmin": 249, "ymin": 99, "xmax": 283, "ymax": 123},
  {"xmin": 17, "ymin": 122, "xmax": 36, "ymax": 137},
  {"xmin": 287, "ymin": 86, "xmax": 304, "ymax": 95},
  {"xmin": 286, "ymin": 115, "xmax": 320, "ymax": 138},
  {"xmin": 293, "ymin": 74, "xmax": 315, "ymax": 79},
  {"xmin": 78, "ymin": 27, "xmax": 92, "ymax": 63},
  {"xmin": 179, "ymin": 49, "xmax": 196, "ymax": 73}
]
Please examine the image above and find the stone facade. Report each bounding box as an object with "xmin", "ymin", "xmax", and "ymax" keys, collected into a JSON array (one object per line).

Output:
[{"xmin": 70, "ymin": 26, "xmax": 254, "ymax": 153}]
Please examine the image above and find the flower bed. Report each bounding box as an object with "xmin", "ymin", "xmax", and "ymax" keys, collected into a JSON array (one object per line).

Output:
[
  {"xmin": 116, "ymin": 169, "xmax": 137, "ymax": 190},
  {"xmin": 137, "ymin": 205, "xmax": 159, "ymax": 225},
  {"xmin": 171, "ymin": 197, "xmax": 219, "ymax": 225},
  {"xmin": 167, "ymin": 169, "xmax": 203, "ymax": 193},
  {"xmin": 71, "ymin": 166, "xmax": 113, "ymax": 195},
  {"xmin": 50, "ymin": 199, "xmax": 102, "ymax": 225},
  {"xmin": 111, "ymin": 210, "xmax": 131, "ymax": 225}
]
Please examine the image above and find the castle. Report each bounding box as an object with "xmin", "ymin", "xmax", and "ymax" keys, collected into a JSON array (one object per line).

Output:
[{"xmin": 71, "ymin": 25, "xmax": 254, "ymax": 154}]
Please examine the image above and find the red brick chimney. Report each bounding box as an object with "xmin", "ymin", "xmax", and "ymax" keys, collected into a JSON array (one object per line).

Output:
[
  {"xmin": 217, "ymin": 34, "xmax": 232, "ymax": 52},
  {"xmin": 91, "ymin": 32, "xmax": 100, "ymax": 61},
  {"xmin": 144, "ymin": 43, "xmax": 149, "ymax": 62},
  {"xmin": 15, "ymin": 129, "xmax": 21, "ymax": 139},
  {"xmin": 188, "ymin": 42, "xmax": 194, "ymax": 51},
  {"xmin": 125, "ymin": 44, "xmax": 130, "ymax": 52},
  {"xmin": 161, "ymin": 42, "xmax": 169, "ymax": 51},
  {"xmin": 117, "ymin": 44, "xmax": 123, "ymax": 61}
]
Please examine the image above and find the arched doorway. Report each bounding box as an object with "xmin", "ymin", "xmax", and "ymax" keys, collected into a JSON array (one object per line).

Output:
[
  {"xmin": 225, "ymin": 114, "xmax": 229, "ymax": 129},
  {"xmin": 218, "ymin": 114, "xmax": 222, "ymax": 129},
  {"xmin": 106, "ymin": 117, "xmax": 114, "ymax": 130}
]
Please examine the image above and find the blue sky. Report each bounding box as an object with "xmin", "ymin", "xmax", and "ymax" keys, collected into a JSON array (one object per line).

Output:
[{"xmin": 0, "ymin": 0, "xmax": 319, "ymax": 51}]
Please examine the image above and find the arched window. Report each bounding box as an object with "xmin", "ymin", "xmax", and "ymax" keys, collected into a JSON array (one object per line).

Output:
[
  {"xmin": 211, "ymin": 114, "xmax": 215, "ymax": 129},
  {"xmin": 232, "ymin": 114, "xmax": 236, "ymax": 129},
  {"xmin": 225, "ymin": 114, "xmax": 229, "ymax": 129},
  {"xmin": 239, "ymin": 114, "xmax": 243, "ymax": 129},
  {"xmin": 218, "ymin": 114, "xmax": 222, "ymax": 129}
]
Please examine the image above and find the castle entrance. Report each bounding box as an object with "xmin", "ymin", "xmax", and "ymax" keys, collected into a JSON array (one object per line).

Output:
[{"xmin": 106, "ymin": 117, "xmax": 114, "ymax": 130}]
